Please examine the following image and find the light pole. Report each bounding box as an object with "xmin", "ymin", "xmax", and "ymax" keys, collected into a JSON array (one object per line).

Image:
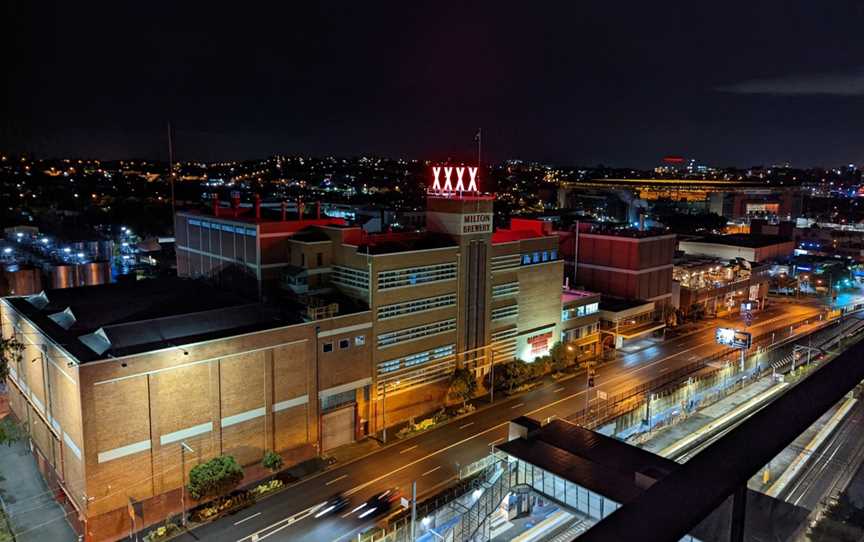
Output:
[
  {"xmin": 382, "ymin": 380, "xmax": 399, "ymax": 444},
  {"xmin": 180, "ymin": 441, "xmax": 194, "ymax": 528}
]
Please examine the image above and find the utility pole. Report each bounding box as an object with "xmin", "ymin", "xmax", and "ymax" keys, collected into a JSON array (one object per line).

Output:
[
  {"xmin": 180, "ymin": 441, "xmax": 194, "ymax": 528},
  {"xmin": 410, "ymin": 480, "xmax": 418, "ymax": 541}
]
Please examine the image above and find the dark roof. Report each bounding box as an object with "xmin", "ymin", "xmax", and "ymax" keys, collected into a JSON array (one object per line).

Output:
[
  {"xmin": 599, "ymin": 297, "xmax": 652, "ymax": 312},
  {"xmin": 6, "ymin": 278, "xmax": 302, "ymax": 362},
  {"xmin": 290, "ymin": 227, "xmax": 332, "ymax": 243},
  {"xmin": 686, "ymin": 234, "xmax": 792, "ymax": 248},
  {"xmin": 497, "ymin": 420, "xmax": 678, "ymax": 505},
  {"xmin": 358, "ymin": 232, "xmax": 457, "ymax": 255}
]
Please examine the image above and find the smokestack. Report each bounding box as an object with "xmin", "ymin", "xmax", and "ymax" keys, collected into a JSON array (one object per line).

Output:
[
  {"xmin": 316, "ymin": 201, "xmax": 321, "ymax": 220},
  {"xmin": 281, "ymin": 201, "xmax": 287, "ymax": 221},
  {"xmin": 254, "ymin": 194, "xmax": 261, "ymax": 220},
  {"xmin": 212, "ymin": 193, "xmax": 220, "ymax": 217}
]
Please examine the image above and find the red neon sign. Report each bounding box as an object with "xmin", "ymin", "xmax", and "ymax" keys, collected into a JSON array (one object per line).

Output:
[{"xmin": 431, "ymin": 166, "xmax": 479, "ymax": 194}]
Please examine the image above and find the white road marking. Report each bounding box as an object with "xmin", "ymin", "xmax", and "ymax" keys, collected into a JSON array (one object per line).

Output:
[
  {"xmin": 459, "ymin": 422, "xmax": 474, "ymax": 429},
  {"xmin": 233, "ymin": 512, "xmax": 261, "ymax": 526},
  {"xmin": 399, "ymin": 444, "xmax": 419, "ymax": 454},
  {"xmin": 554, "ymin": 386, "xmax": 566, "ymax": 393},
  {"xmin": 489, "ymin": 437, "xmax": 506, "ymax": 446},
  {"xmin": 325, "ymin": 474, "xmax": 348, "ymax": 486},
  {"xmin": 422, "ymin": 466, "xmax": 442, "ymax": 477},
  {"xmin": 510, "ymin": 402, "xmax": 525, "ymax": 409}
]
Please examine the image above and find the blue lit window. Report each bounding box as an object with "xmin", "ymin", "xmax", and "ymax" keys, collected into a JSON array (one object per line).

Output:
[
  {"xmin": 551, "ymin": 250, "xmax": 557, "ymax": 260},
  {"xmin": 522, "ymin": 255, "xmax": 531, "ymax": 265},
  {"xmin": 562, "ymin": 309, "xmax": 570, "ymax": 321},
  {"xmin": 532, "ymin": 252, "xmax": 540, "ymax": 264},
  {"xmin": 542, "ymin": 251, "xmax": 549, "ymax": 262}
]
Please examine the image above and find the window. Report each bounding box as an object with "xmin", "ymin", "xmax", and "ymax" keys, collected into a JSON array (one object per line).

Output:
[
  {"xmin": 492, "ymin": 254, "xmax": 522, "ymax": 273},
  {"xmin": 522, "ymin": 255, "xmax": 531, "ymax": 265},
  {"xmin": 339, "ymin": 338, "xmax": 350, "ymax": 349},
  {"xmin": 377, "ymin": 262, "xmax": 457, "ymax": 290},
  {"xmin": 316, "ymin": 252, "xmax": 323, "ymax": 266},
  {"xmin": 377, "ymin": 319, "xmax": 457, "ymax": 348},
  {"xmin": 322, "ymin": 342, "xmax": 333, "ymax": 353},
  {"xmin": 377, "ymin": 344, "xmax": 456, "ymax": 391},
  {"xmin": 562, "ymin": 309, "xmax": 570, "ymax": 322},
  {"xmin": 586, "ymin": 302, "xmax": 599, "ymax": 315},
  {"xmin": 301, "ymin": 253, "xmax": 306, "ymax": 267},
  {"xmin": 551, "ymin": 249, "xmax": 558, "ymax": 260},
  {"xmin": 492, "ymin": 282, "xmax": 519, "ymax": 299},
  {"xmin": 355, "ymin": 335, "xmax": 366, "ymax": 346},
  {"xmin": 492, "ymin": 305, "xmax": 519, "ymax": 321},
  {"xmin": 320, "ymin": 389, "xmax": 355, "ymax": 411},
  {"xmin": 542, "ymin": 251, "xmax": 549, "ymax": 262},
  {"xmin": 377, "ymin": 294, "xmax": 456, "ymax": 320},
  {"xmin": 331, "ymin": 266, "xmax": 369, "ymax": 291},
  {"xmin": 532, "ymin": 252, "xmax": 540, "ymax": 264}
]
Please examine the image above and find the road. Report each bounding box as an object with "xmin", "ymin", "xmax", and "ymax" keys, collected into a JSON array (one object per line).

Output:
[{"xmin": 175, "ymin": 302, "xmax": 823, "ymax": 542}]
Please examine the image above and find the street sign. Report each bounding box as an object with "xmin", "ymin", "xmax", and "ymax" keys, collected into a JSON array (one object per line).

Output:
[
  {"xmin": 401, "ymin": 497, "xmax": 410, "ymax": 509},
  {"xmin": 716, "ymin": 328, "xmax": 752, "ymax": 349}
]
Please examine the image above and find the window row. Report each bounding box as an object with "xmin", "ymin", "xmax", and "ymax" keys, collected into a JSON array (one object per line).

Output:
[
  {"xmin": 377, "ymin": 294, "xmax": 456, "ymax": 320},
  {"xmin": 378, "ymin": 344, "xmax": 456, "ymax": 375},
  {"xmin": 562, "ymin": 302, "xmax": 599, "ymax": 321},
  {"xmin": 491, "ymin": 305, "xmax": 519, "ymax": 321},
  {"xmin": 492, "ymin": 282, "xmax": 520, "ymax": 299},
  {"xmin": 331, "ymin": 265, "xmax": 369, "ymax": 291},
  {"xmin": 521, "ymin": 250, "xmax": 558, "ymax": 266},
  {"xmin": 322, "ymin": 334, "xmax": 366, "ymax": 352},
  {"xmin": 377, "ymin": 319, "xmax": 457, "ymax": 348},
  {"xmin": 490, "ymin": 254, "xmax": 522, "ymax": 272},
  {"xmin": 377, "ymin": 354, "xmax": 457, "ymax": 394},
  {"xmin": 562, "ymin": 323, "xmax": 599, "ymax": 341},
  {"xmin": 188, "ymin": 219, "xmax": 256, "ymax": 237},
  {"xmin": 377, "ymin": 262, "xmax": 458, "ymax": 290}
]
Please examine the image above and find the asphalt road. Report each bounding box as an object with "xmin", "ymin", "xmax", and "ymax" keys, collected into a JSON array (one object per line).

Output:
[{"xmin": 176, "ymin": 302, "xmax": 824, "ymax": 542}]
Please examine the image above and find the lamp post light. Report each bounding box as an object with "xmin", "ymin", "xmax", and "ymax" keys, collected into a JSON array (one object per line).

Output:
[{"xmin": 180, "ymin": 441, "xmax": 194, "ymax": 528}]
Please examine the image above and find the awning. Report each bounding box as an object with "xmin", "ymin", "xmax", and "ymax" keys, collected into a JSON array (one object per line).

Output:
[{"xmin": 617, "ymin": 322, "xmax": 665, "ymax": 340}]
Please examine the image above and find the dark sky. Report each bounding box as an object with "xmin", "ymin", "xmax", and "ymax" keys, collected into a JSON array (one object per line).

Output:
[{"xmin": 5, "ymin": 1, "xmax": 864, "ymax": 167}]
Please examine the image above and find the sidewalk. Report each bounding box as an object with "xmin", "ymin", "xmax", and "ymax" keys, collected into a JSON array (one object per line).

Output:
[{"xmin": 0, "ymin": 439, "xmax": 77, "ymax": 542}]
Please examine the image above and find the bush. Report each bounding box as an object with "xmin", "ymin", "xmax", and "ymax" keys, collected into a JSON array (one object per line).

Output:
[
  {"xmin": 187, "ymin": 455, "xmax": 244, "ymax": 500},
  {"xmin": 262, "ymin": 451, "xmax": 283, "ymax": 472},
  {"xmin": 143, "ymin": 522, "xmax": 181, "ymax": 542}
]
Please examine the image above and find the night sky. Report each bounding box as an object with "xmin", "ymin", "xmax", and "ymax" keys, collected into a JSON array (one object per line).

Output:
[{"xmin": 5, "ymin": 1, "xmax": 864, "ymax": 167}]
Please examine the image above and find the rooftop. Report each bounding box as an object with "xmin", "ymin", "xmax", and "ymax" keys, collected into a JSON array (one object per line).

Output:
[
  {"xmin": 497, "ymin": 419, "xmax": 678, "ymax": 505},
  {"xmin": 5, "ymin": 278, "xmax": 303, "ymax": 362},
  {"xmin": 599, "ymin": 297, "xmax": 653, "ymax": 313},
  {"xmin": 683, "ymin": 233, "xmax": 793, "ymax": 248},
  {"xmin": 562, "ymin": 289, "xmax": 600, "ymax": 304},
  {"xmin": 354, "ymin": 232, "xmax": 458, "ymax": 255}
]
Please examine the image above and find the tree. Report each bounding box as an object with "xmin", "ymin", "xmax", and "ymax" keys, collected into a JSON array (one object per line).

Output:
[
  {"xmin": 262, "ymin": 451, "xmax": 283, "ymax": 473},
  {"xmin": 447, "ymin": 367, "xmax": 478, "ymax": 408},
  {"xmin": 187, "ymin": 455, "xmax": 245, "ymax": 500},
  {"xmin": 0, "ymin": 419, "xmax": 23, "ymax": 447},
  {"xmin": 548, "ymin": 342, "xmax": 573, "ymax": 374},
  {"xmin": 0, "ymin": 336, "xmax": 24, "ymax": 383}
]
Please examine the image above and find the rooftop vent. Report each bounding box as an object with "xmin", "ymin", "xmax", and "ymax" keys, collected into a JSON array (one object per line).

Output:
[
  {"xmin": 26, "ymin": 291, "xmax": 50, "ymax": 310},
  {"xmin": 78, "ymin": 328, "xmax": 112, "ymax": 356},
  {"xmin": 47, "ymin": 307, "xmax": 76, "ymax": 330}
]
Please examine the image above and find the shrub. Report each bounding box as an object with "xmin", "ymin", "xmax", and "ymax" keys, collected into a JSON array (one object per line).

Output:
[
  {"xmin": 262, "ymin": 451, "xmax": 284, "ymax": 472},
  {"xmin": 187, "ymin": 455, "xmax": 244, "ymax": 500},
  {"xmin": 143, "ymin": 522, "xmax": 181, "ymax": 542}
]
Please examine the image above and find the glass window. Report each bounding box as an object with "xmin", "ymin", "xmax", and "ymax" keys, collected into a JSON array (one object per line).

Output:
[
  {"xmin": 551, "ymin": 249, "xmax": 558, "ymax": 260},
  {"xmin": 323, "ymin": 342, "xmax": 333, "ymax": 353},
  {"xmin": 562, "ymin": 309, "xmax": 570, "ymax": 321},
  {"xmin": 339, "ymin": 338, "xmax": 350, "ymax": 349},
  {"xmin": 532, "ymin": 252, "xmax": 540, "ymax": 264},
  {"xmin": 355, "ymin": 335, "xmax": 366, "ymax": 346},
  {"xmin": 522, "ymin": 254, "xmax": 531, "ymax": 265},
  {"xmin": 542, "ymin": 251, "xmax": 549, "ymax": 262}
]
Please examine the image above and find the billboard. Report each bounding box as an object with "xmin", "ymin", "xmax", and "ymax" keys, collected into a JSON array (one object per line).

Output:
[{"xmin": 716, "ymin": 328, "xmax": 752, "ymax": 349}]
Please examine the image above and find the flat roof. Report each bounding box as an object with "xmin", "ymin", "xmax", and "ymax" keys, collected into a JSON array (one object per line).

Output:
[
  {"xmin": 682, "ymin": 234, "xmax": 792, "ymax": 248},
  {"xmin": 562, "ymin": 289, "xmax": 600, "ymax": 304},
  {"xmin": 599, "ymin": 297, "xmax": 652, "ymax": 313},
  {"xmin": 5, "ymin": 278, "xmax": 303, "ymax": 362},
  {"xmin": 356, "ymin": 232, "xmax": 458, "ymax": 255},
  {"xmin": 497, "ymin": 420, "xmax": 678, "ymax": 505}
]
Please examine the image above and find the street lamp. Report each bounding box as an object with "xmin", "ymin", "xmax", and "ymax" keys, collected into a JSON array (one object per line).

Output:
[
  {"xmin": 382, "ymin": 380, "xmax": 399, "ymax": 444},
  {"xmin": 180, "ymin": 441, "xmax": 194, "ymax": 528}
]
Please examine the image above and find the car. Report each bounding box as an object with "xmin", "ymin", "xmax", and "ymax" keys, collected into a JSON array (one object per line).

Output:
[
  {"xmin": 351, "ymin": 488, "xmax": 400, "ymax": 520},
  {"xmin": 314, "ymin": 493, "xmax": 349, "ymax": 518}
]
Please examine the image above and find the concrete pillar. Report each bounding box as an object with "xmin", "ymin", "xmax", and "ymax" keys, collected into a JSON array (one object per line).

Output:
[{"xmin": 730, "ymin": 485, "xmax": 747, "ymax": 542}]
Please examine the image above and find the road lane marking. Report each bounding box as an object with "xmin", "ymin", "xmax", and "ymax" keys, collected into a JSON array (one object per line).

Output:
[
  {"xmin": 554, "ymin": 386, "xmax": 566, "ymax": 393},
  {"xmin": 459, "ymin": 422, "xmax": 474, "ymax": 429},
  {"xmin": 510, "ymin": 402, "xmax": 525, "ymax": 409},
  {"xmin": 325, "ymin": 474, "xmax": 348, "ymax": 486},
  {"xmin": 490, "ymin": 437, "xmax": 506, "ymax": 446},
  {"xmin": 233, "ymin": 512, "xmax": 261, "ymax": 526},
  {"xmin": 237, "ymin": 502, "xmax": 327, "ymax": 541},
  {"xmin": 239, "ymin": 307, "xmax": 823, "ymax": 541},
  {"xmin": 422, "ymin": 466, "xmax": 442, "ymax": 477},
  {"xmin": 399, "ymin": 444, "xmax": 419, "ymax": 454}
]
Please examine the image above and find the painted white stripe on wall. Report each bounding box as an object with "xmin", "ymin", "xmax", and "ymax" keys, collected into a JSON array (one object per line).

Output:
[
  {"xmin": 63, "ymin": 432, "xmax": 82, "ymax": 460},
  {"xmin": 98, "ymin": 439, "xmax": 152, "ymax": 463},
  {"xmin": 160, "ymin": 422, "xmax": 213, "ymax": 446},
  {"xmin": 318, "ymin": 322, "xmax": 372, "ymax": 338},
  {"xmin": 319, "ymin": 377, "xmax": 372, "ymax": 399},
  {"xmin": 273, "ymin": 395, "xmax": 309, "ymax": 412},
  {"xmin": 221, "ymin": 407, "xmax": 265, "ymax": 428}
]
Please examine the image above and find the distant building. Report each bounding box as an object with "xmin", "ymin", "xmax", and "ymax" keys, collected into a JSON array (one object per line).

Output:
[
  {"xmin": 673, "ymin": 255, "xmax": 770, "ymax": 319},
  {"xmin": 678, "ymin": 234, "xmax": 795, "ymax": 263}
]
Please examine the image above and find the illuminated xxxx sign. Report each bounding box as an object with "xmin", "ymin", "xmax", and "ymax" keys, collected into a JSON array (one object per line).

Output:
[{"xmin": 431, "ymin": 166, "xmax": 479, "ymax": 193}]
